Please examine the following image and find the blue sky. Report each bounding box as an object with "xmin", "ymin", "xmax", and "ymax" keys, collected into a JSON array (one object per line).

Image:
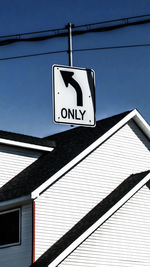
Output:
[{"xmin": 0, "ymin": 0, "xmax": 150, "ymax": 137}]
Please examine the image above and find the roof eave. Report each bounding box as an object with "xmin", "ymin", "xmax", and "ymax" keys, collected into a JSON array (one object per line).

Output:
[{"xmin": 0, "ymin": 138, "xmax": 54, "ymax": 152}]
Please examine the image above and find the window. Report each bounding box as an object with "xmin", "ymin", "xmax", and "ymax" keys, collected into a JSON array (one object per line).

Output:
[{"xmin": 0, "ymin": 208, "xmax": 20, "ymax": 247}]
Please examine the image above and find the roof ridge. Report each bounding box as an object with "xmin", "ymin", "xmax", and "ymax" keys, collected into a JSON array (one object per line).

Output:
[
  {"xmin": 0, "ymin": 129, "xmax": 40, "ymax": 138},
  {"xmin": 43, "ymin": 110, "xmax": 132, "ymax": 140}
]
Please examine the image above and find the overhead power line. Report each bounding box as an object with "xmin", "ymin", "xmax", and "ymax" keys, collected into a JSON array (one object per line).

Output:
[
  {"xmin": 1, "ymin": 13, "xmax": 150, "ymax": 39},
  {"xmin": 0, "ymin": 14, "xmax": 150, "ymax": 46},
  {"xmin": 74, "ymin": 13, "xmax": 150, "ymax": 29},
  {"xmin": 0, "ymin": 49, "xmax": 66, "ymax": 61},
  {"xmin": 74, "ymin": 43, "xmax": 150, "ymax": 52},
  {"xmin": 1, "ymin": 42, "xmax": 150, "ymax": 61},
  {"xmin": 0, "ymin": 26, "xmax": 66, "ymax": 39}
]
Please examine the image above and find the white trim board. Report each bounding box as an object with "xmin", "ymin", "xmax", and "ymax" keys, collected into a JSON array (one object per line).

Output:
[
  {"xmin": 0, "ymin": 138, "xmax": 54, "ymax": 152},
  {"xmin": 48, "ymin": 172, "xmax": 150, "ymax": 267},
  {"xmin": 32, "ymin": 109, "xmax": 150, "ymax": 199}
]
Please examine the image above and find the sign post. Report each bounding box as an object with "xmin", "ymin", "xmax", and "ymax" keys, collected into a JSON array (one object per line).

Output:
[{"xmin": 53, "ymin": 65, "xmax": 96, "ymax": 127}]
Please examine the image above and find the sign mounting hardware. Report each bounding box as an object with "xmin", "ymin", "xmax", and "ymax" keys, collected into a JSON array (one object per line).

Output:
[{"xmin": 53, "ymin": 65, "xmax": 96, "ymax": 127}]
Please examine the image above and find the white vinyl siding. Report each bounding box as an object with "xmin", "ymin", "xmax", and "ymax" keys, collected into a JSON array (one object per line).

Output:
[
  {"xmin": 0, "ymin": 144, "xmax": 41, "ymax": 188},
  {"xmin": 35, "ymin": 120, "xmax": 150, "ymax": 260},
  {"xmin": 59, "ymin": 185, "xmax": 150, "ymax": 267},
  {"xmin": 0, "ymin": 203, "xmax": 33, "ymax": 267}
]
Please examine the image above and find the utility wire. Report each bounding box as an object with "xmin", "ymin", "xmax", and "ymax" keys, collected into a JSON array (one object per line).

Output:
[
  {"xmin": 0, "ymin": 49, "xmax": 66, "ymax": 61},
  {"xmin": 0, "ymin": 26, "xmax": 66, "ymax": 39},
  {"xmin": 74, "ymin": 13, "xmax": 150, "ymax": 28},
  {"xmin": 0, "ymin": 32, "xmax": 67, "ymax": 46},
  {"xmin": 0, "ymin": 13, "xmax": 150, "ymax": 39},
  {"xmin": 1, "ymin": 43, "xmax": 150, "ymax": 61},
  {"xmin": 74, "ymin": 43, "xmax": 150, "ymax": 52},
  {"xmin": 0, "ymin": 14, "xmax": 150, "ymax": 46}
]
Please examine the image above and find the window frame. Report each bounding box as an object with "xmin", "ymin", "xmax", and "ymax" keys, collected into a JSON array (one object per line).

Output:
[{"xmin": 0, "ymin": 208, "xmax": 21, "ymax": 248}]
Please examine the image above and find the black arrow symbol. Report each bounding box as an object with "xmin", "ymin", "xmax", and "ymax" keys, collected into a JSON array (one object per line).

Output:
[{"xmin": 60, "ymin": 70, "xmax": 83, "ymax": 107}]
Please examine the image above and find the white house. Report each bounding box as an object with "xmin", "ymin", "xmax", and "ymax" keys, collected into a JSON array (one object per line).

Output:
[{"xmin": 0, "ymin": 109, "xmax": 149, "ymax": 267}]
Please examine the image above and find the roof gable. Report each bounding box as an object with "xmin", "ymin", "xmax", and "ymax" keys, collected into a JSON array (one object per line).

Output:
[
  {"xmin": 0, "ymin": 110, "xmax": 131, "ymax": 202},
  {"xmin": 30, "ymin": 170, "xmax": 150, "ymax": 267},
  {"xmin": 0, "ymin": 109, "xmax": 149, "ymax": 203}
]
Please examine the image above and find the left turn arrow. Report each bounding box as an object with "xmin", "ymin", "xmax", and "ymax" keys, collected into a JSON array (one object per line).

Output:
[{"xmin": 60, "ymin": 70, "xmax": 83, "ymax": 107}]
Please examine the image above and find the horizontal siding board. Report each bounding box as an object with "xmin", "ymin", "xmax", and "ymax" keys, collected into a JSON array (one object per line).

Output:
[
  {"xmin": 0, "ymin": 203, "xmax": 33, "ymax": 267},
  {"xmin": 35, "ymin": 121, "xmax": 150, "ymax": 260},
  {"xmin": 59, "ymin": 186, "xmax": 150, "ymax": 267},
  {"xmin": 0, "ymin": 144, "xmax": 40, "ymax": 188}
]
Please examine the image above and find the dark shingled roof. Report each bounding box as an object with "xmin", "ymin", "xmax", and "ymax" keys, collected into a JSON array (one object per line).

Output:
[
  {"xmin": 0, "ymin": 130, "xmax": 55, "ymax": 148},
  {"xmin": 0, "ymin": 110, "xmax": 130, "ymax": 202},
  {"xmin": 30, "ymin": 170, "xmax": 150, "ymax": 267}
]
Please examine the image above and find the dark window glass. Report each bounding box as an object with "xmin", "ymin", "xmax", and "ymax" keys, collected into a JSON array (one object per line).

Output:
[{"xmin": 0, "ymin": 209, "xmax": 20, "ymax": 246}]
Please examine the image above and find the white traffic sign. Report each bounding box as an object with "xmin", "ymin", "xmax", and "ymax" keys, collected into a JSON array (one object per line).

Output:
[{"xmin": 53, "ymin": 65, "xmax": 96, "ymax": 127}]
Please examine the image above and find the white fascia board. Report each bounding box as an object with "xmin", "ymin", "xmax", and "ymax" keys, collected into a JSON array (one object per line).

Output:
[
  {"xmin": 0, "ymin": 195, "xmax": 31, "ymax": 211},
  {"xmin": 0, "ymin": 138, "xmax": 54, "ymax": 152},
  {"xmin": 133, "ymin": 110, "xmax": 150, "ymax": 139},
  {"xmin": 48, "ymin": 172, "xmax": 150, "ymax": 267},
  {"xmin": 32, "ymin": 109, "xmax": 149, "ymax": 199}
]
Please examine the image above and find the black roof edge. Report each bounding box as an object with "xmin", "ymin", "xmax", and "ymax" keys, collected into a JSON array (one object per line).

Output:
[
  {"xmin": 44, "ymin": 110, "xmax": 132, "ymax": 141},
  {"xmin": 0, "ymin": 130, "xmax": 55, "ymax": 148},
  {"xmin": 31, "ymin": 170, "xmax": 150, "ymax": 267},
  {"xmin": 0, "ymin": 110, "xmax": 133, "ymax": 149}
]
